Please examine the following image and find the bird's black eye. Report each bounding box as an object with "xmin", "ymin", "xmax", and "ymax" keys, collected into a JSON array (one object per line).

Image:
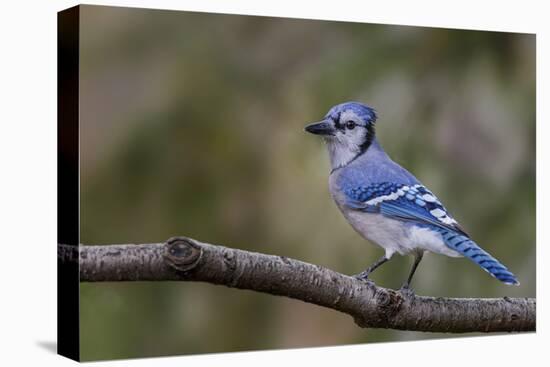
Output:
[{"xmin": 345, "ymin": 121, "xmax": 356, "ymax": 130}]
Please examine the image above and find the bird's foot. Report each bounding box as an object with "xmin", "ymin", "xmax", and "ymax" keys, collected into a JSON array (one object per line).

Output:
[
  {"xmin": 353, "ymin": 271, "xmax": 375, "ymax": 285},
  {"xmin": 399, "ymin": 283, "xmax": 415, "ymax": 297}
]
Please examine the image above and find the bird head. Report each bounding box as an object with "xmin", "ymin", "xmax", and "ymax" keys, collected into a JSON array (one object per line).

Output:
[{"xmin": 305, "ymin": 101, "xmax": 377, "ymax": 169}]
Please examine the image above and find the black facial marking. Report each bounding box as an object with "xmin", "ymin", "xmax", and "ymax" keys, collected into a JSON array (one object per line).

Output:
[
  {"xmin": 360, "ymin": 123, "xmax": 375, "ymax": 152},
  {"xmin": 332, "ymin": 114, "xmax": 342, "ymax": 130}
]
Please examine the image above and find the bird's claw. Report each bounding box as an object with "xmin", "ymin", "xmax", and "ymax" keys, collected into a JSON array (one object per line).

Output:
[
  {"xmin": 399, "ymin": 284, "xmax": 415, "ymax": 297},
  {"xmin": 353, "ymin": 272, "xmax": 375, "ymax": 285}
]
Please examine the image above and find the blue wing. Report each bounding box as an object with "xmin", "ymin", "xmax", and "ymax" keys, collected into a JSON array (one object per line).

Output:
[
  {"xmin": 343, "ymin": 182, "xmax": 468, "ymax": 236},
  {"xmin": 343, "ymin": 182, "xmax": 520, "ymax": 285}
]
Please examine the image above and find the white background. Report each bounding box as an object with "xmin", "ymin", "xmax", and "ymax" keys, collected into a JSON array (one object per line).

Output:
[{"xmin": 0, "ymin": 0, "xmax": 546, "ymax": 365}]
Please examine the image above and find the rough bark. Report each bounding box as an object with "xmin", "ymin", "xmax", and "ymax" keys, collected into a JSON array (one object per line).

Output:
[{"xmin": 61, "ymin": 237, "xmax": 536, "ymax": 333}]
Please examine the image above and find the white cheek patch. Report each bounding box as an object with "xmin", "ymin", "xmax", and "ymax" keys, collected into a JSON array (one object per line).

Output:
[{"xmin": 326, "ymin": 128, "xmax": 367, "ymax": 169}]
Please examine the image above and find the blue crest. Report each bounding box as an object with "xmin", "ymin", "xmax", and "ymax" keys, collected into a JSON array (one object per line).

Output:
[{"xmin": 325, "ymin": 101, "xmax": 377, "ymax": 124}]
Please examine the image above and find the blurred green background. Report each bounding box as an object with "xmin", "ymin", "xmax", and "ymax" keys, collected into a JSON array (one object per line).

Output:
[{"xmin": 78, "ymin": 5, "xmax": 535, "ymax": 361}]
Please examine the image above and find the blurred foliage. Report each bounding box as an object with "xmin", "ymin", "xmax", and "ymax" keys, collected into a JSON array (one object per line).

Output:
[{"xmin": 78, "ymin": 5, "xmax": 535, "ymax": 361}]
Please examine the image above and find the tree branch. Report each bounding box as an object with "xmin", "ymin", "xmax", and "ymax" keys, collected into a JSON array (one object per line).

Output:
[{"xmin": 61, "ymin": 237, "xmax": 535, "ymax": 333}]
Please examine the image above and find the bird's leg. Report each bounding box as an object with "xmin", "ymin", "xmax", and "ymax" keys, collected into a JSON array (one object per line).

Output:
[
  {"xmin": 353, "ymin": 255, "xmax": 389, "ymax": 282},
  {"xmin": 400, "ymin": 251, "xmax": 424, "ymax": 294}
]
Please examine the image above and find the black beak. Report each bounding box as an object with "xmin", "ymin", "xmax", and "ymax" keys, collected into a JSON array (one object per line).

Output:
[{"xmin": 304, "ymin": 120, "xmax": 335, "ymax": 136}]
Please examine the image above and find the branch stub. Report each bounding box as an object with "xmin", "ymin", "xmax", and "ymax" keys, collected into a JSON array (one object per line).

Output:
[{"xmin": 164, "ymin": 237, "xmax": 203, "ymax": 272}]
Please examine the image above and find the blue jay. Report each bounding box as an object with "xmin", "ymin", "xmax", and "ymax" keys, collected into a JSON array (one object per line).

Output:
[{"xmin": 305, "ymin": 101, "xmax": 519, "ymax": 289}]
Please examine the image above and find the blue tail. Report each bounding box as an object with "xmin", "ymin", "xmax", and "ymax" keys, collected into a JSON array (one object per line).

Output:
[{"xmin": 439, "ymin": 230, "xmax": 519, "ymax": 286}]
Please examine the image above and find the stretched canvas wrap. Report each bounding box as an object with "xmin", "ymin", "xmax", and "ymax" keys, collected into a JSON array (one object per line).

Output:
[{"xmin": 58, "ymin": 4, "xmax": 536, "ymax": 362}]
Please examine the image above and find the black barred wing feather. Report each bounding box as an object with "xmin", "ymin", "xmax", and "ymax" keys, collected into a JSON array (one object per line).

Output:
[{"xmin": 344, "ymin": 182, "xmax": 468, "ymax": 236}]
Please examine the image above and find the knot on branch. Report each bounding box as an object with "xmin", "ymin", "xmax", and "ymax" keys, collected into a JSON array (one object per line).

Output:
[
  {"xmin": 354, "ymin": 287, "xmax": 404, "ymax": 328},
  {"xmin": 163, "ymin": 237, "xmax": 203, "ymax": 272},
  {"xmin": 376, "ymin": 288, "xmax": 403, "ymax": 320}
]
